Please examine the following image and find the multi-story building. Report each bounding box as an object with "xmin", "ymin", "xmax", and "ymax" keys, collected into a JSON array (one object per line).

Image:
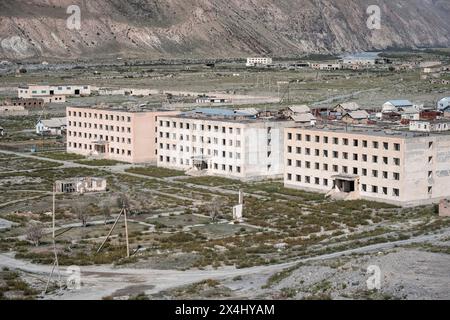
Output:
[
  {"xmin": 246, "ymin": 57, "xmax": 273, "ymax": 67},
  {"xmin": 18, "ymin": 84, "xmax": 91, "ymax": 103},
  {"xmin": 66, "ymin": 105, "xmax": 179, "ymax": 163},
  {"xmin": 157, "ymin": 108, "xmax": 294, "ymax": 180},
  {"xmin": 284, "ymin": 126, "xmax": 450, "ymax": 207}
]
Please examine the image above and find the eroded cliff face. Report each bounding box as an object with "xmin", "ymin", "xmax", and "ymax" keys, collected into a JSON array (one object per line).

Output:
[{"xmin": 0, "ymin": 0, "xmax": 449, "ymax": 60}]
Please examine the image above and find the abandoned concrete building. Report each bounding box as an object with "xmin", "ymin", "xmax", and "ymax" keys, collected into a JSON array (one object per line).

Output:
[
  {"xmin": 157, "ymin": 108, "xmax": 295, "ymax": 180},
  {"xmin": 66, "ymin": 105, "xmax": 179, "ymax": 163},
  {"xmin": 55, "ymin": 177, "xmax": 107, "ymax": 194},
  {"xmin": 284, "ymin": 126, "xmax": 450, "ymax": 207}
]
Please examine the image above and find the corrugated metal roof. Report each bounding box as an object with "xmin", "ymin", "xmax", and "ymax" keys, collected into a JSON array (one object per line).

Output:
[
  {"xmin": 185, "ymin": 108, "xmax": 250, "ymax": 117},
  {"xmin": 387, "ymin": 100, "xmax": 413, "ymax": 107},
  {"xmin": 40, "ymin": 117, "xmax": 66, "ymax": 127},
  {"xmin": 345, "ymin": 110, "xmax": 369, "ymax": 119}
]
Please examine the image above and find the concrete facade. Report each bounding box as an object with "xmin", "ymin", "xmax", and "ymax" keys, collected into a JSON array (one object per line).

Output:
[
  {"xmin": 18, "ymin": 84, "xmax": 90, "ymax": 103},
  {"xmin": 55, "ymin": 177, "xmax": 107, "ymax": 194},
  {"xmin": 410, "ymin": 120, "xmax": 450, "ymax": 132},
  {"xmin": 246, "ymin": 57, "xmax": 272, "ymax": 67},
  {"xmin": 157, "ymin": 111, "xmax": 294, "ymax": 180},
  {"xmin": 284, "ymin": 126, "xmax": 450, "ymax": 207},
  {"xmin": 66, "ymin": 106, "xmax": 179, "ymax": 163}
]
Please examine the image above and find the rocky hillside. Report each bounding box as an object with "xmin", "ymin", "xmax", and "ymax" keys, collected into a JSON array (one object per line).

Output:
[{"xmin": 0, "ymin": 0, "xmax": 449, "ymax": 60}]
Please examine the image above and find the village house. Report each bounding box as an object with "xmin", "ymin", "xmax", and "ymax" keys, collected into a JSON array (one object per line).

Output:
[
  {"xmin": 333, "ymin": 102, "xmax": 360, "ymax": 114},
  {"xmin": 36, "ymin": 117, "xmax": 67, "ymax": 135},
  {"xmin": 341, "ymin": 110, "xmax": 370, "ymax": 124},
  {"xmin": 382, "ymin": 100, "xmax": 414, "ymax": 113}
]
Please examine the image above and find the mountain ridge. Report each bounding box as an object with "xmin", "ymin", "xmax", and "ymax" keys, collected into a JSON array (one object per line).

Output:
[{"xmin": 0, "ymin": 0, "xmax": 449, "ymax": 60}]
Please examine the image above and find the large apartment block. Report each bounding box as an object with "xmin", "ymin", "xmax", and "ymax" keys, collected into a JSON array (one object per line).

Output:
[
  {"xmin": 284, "ymin": 126, "xmax": 450, "ymax": 207},
  {"xmin": 66, "ymin": 106, "xmax": 178, "ymax": 163},
  {"xmin": 157, "ymin": 108, "xmax": 294, "ymax": 180}
]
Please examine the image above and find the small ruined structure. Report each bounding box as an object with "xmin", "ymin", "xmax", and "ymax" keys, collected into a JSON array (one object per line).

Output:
[
  {"xmin": 439, "ymin": 199, "xmax": 450, "ymax": 217},
  {"xmin": 54, "ymin": 177, "xmax": 107, "ymax": 194},
  {"xmin": 232, "ymin": 189, "xmax": 244, "ymax": 222}
]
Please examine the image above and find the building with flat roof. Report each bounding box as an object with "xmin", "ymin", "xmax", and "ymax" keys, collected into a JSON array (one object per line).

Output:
[
  {"xmin": 18, "ymin": 84, "xmax": 90, "ymax": 103},
  {"xmin": 246, "ymin": 57, "xmax": 273, "ymax": 67},
  {"xmin": 284, "ymin": 126, "xmax": 450, "ymax": 207},
  {"xmin": 66, "ymin": 105, "xmax": 179, "ymax": 163},
  {"xmin": 157, "ymin": 108, "xmax": 295, "ymax": 180},
  {"xmin": 410, "ymin": 119, "xmax": 450, "ymax": 133},
  {"xmin": 55, "ymin": 177, "xmax": 107, "ymax": 194}
]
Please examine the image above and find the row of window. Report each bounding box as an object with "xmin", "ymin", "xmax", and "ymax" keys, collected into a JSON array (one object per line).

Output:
[
  {"xmin": 287, "ymin": 159, "xmax": 401, "ymax": 179},
  {"xmin": 68, "ymin": 142, "xmax": 132, "ymax": 156},
  {"xmin": 68, "ymin": 111, "xmax": 132, "ymax": 122},
  {"xmin": 159, "ymin": 156, "xmax": 242, "ymax": 173},
  {"xmin": 286, "ymin": 146, "xmax": 401, "ymax": 165},
  {"xmin": 287, "ymin": 133, "xmax": 401, "ymax": 151},
  {"xmin": 286, "ymin": 174, "xmax": 400, "ymax": 197},
  {"xmin": 69, "ymin": 121, "xmax": 132, "ymax": 133},
  {"xmin": 160, "ymin": 144, "xmax": 242, "ymax": 160},
  {"xmin": 159, "ymin": 121, "xmax": 242, "ymax": 134},
  {"xmin": 160, "ymin": 131, "xmax": 242, "ymax": 147},
  {"xmin": 68, "ymin": 131, "xmax": 132, "ymax": 144}
]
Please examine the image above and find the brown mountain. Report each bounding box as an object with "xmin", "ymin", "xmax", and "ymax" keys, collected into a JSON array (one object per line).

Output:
[{"xmin": 0, "ymin": 0, "xmax": 449, "ymax": 60}]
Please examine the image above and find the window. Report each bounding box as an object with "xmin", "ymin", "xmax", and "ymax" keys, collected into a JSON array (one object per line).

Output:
[
  {"xmin": 353, "ymin": 139, "xmax": 359, "ymax": 147},
  {"xmin": 305, "ymin": 161, "xmax": 311, "ymax": 169},
  {"xmin": 343, "ymin": 138, "xmax": 349, "ymax": 146},
  {"xmin": 323, "ymin": 179, "xmax": 328, "ymax": 186},
  {"xmin": 383, "ymin": 142, "xmax": 389, "ymax": 150},
  {"xmin": 288, "ymin": 133, "xmax": 292, "ymax": 140},
  {"xmin": 324, "ymin": 137, "xmax": 329, "ymax": 144},
  {"xmin": 393, "ymin": 189, "xmax": 400, "ymax": 197},
  {"xmin": 428, "ymin": 186, "xmax": 433, "ymax": 195},
  {"xmin": 394, "ymin": 143, "xmax": 400, "ymax": 151},
  {"xmin": 323, "ymin": 150, "xmax": 328, "ymax": 157},
  {"xmin": 363, "ymin": 140, "xmax": 368, "ymax": 148},
  {"xmin": 333, "ymin": 165, "xmax": 338, "ymax": 172},
  {"xmin": 315, "ymin": 136, "xmax": 320, "ymax": 143},
  {"xmin": 296, "ymin": 134, "xmax": 302, "ymax": 141},
  {"xmin": 382, "ymin": 187, "xmax": 388, "ymax": 195},
  {"xmin": 353, "ymin": 154, "xmax": 358, "ymax": 161},
  {"xmin": 383, "ymin": 171, "xmax": 388, "ymax": 179},
  {"xmin": 333, "ymin": 137, "xmax": 338, "ymax": 145},
  {"xmin": 305, "ymin": 176, "xmax": 311, "ymax": 184},
  {"xmin": 393, "ymin": 172, "xmax": 400, "ymax": 180},
  {"xmin": 362, "ymin": 184, "xmax": 367, "ymax": 192},
  {"xmin": 323, "ymin": 163, "xmax": 328, "ymax": 171},
  {"xmin": 383, "ymin": 157, "xmax": 388, "ymax": 165},
  {"xmin": 315, "ymin": 177, "xmax": 320, "ymax": 185},
  {"xmin": 333, "ymin": 151, "xmax": 338, "ymax": 158},
  {"xmin": 353, "ymin": 167, "xmax": 358, "ymax": 175},
  {"xmin": 362, "ymin": 154, "xmax": 367, "ymax": 162},
  {"xmin": 373, "ymin": 155, "xmax": 378, "ymax": 163},
  {"xmin": 287, "ymin": 159, "xmax": 292, "ymax": 166},
  {"xmin": 296, "ymin": 160, "xmax": 301, "ymax": 168},
  {"xmin": 394, "ymin": 158, "xmax": 400, "ymax": 166},
  {"xmin": 287, "ymin": 146, "xmax": 292, "ymax": 153},
  {"xmin": 296, "ymin": 175, "xmax": 301, "ymax": 182},
  {"xmin": 372, "ymin": 170, "xmax": 378, "ymax": 178},
  {"xmin": 372, "ymin": 186, "xmax": 378, "ymax": 193},
  {"xmin": 306, "ymin": 135, "xmax": 311, "ymax": 142},
  {"xmin": 373, "ymin": 141, "xmax": 379, "ymax": 149},
  {"xmin": 287, "ymin": 173, "xmax": 292, "ymax": 181},
  {"xmin": 343, "ymin": 152, "xmax": 348, "ymax": 160}
]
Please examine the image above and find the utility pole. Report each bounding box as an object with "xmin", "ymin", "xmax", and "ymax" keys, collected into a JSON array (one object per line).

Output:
[
  {"xmin": 97, "ymin": 203, "xmax": 130, "ymax": 259},
  {"xmin": 44, "ymin": 183, "xmax": 62, "ymax": 294}
]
